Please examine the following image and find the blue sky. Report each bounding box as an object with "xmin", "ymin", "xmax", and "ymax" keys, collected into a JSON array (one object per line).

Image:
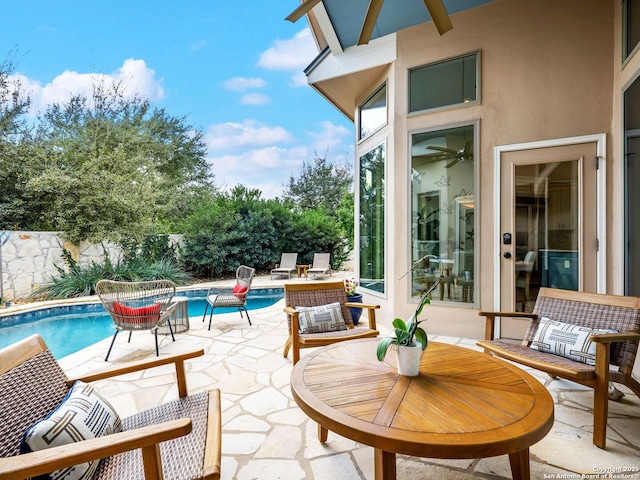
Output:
[{"xmin": 0, "ymin": 1, "xmax": 354, "ymax": 198}]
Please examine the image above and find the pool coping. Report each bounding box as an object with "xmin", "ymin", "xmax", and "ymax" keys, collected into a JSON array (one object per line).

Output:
[{"xmin": 0, "ymin": 270, "xmax": 352, "ymax": 320}]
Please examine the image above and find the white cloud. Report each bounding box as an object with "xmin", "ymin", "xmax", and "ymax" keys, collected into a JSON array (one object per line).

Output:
[
  {"xmin": 241, "ymin": 93, "xmax": 271, "ymax": 105},
  {"xmin": 222, "ymin": 77, "xmax": 267, "ymax": 91},
  {"xmin": 114, "ymin": 59, "xmax": 164, "ymax": 100},
  {"xmin": 205, "ymin": 119, "xmax": 354, "ymax": 199},
  {"xmin": 205, "ymin": 120, "xmax": 294, "ymax": 151},
  {"xmin": 257, "ymin": 28, "xmax": 317, "ymax": 72},
  {"xmin": 189, "ymin": 40, "xmax": 207, "ymax": 51},
  {"xmin": 13, "ymin": 58, "xmax": 164, "ymax": 115},
  {"xmin": 289, "ymin": 71, "xmax": 309, "ymax": 88},
  {"xmin": 307, "ymin": 121, "xmax": 353, "ymax": 157},
  {"xmin": 209, "ymin": 146, "xmax": 307, "ymax": 199}
]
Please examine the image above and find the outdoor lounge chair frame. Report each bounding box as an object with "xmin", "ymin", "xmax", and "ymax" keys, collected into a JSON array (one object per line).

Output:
[
  {"xmin": 0, "ymin": 334, "xmax": 221, "ymax": 480},
  {"xmin": 306, "ymin": 253, "xmax": 332, "ymax": 279},
  {"xmin": 202, "ymin": 265, "xmax": 256, "ymax": 329},
  {"xmin": 96, "ymin": 279, "xmax": 180, "ymax": 361},
  {"xmin": 271, "ymin": 252, "xmax": 298, "ymax": 279},
  {"xmin": 283, "ymin": 281, "xmax": 380, "ymax": 364},
  {"xmin": 477, "ymin": 287, "xmax": 640, "ymax": 449}
]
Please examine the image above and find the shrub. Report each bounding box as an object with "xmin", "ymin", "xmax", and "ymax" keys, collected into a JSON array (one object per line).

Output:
[
  {"xmin": 180, "ymin": 191, "xmax": 350, "ymax": 279},
  {"xmin": 31, "ymin": 246, "xmax": 190, "ymax": 300}
]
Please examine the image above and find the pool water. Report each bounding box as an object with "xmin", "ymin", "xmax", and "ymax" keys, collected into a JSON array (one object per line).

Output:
[{"xmin": 0, "ymin": 288, "xmax": 283, "ymax": 359}]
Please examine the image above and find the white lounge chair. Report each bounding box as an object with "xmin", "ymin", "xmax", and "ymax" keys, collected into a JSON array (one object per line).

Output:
[
  {"xmin": 307, "ymin": 253, "xmax": 331, "ymax": 279},
  {"xmin": 271, "ymin": 252, "xmax": 298, "ymax": 279}
]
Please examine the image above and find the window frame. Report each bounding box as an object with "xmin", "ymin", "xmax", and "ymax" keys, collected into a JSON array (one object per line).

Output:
[
  {"xmin": 623, "ymin": 0, "xmax": 640, "ymax": 63},
  {"xmin": 358, "ymin": 82, "xmax": 388, "ymax": 142},
  {"xmin": 357, "ymin": 140, "xmax": 387, "ymax": 296},
  {"xmin": 408, "ymin": 51, "xmax": 481, "ymax": 116},
  {"xmin": 407, "ymin": 121, "xmax": 479, "ymax": 306}
]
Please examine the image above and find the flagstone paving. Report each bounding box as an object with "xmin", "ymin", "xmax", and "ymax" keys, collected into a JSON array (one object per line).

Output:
[{"xmin": 57, "ymin": 274, "xmax": 640, "ymax": 479}]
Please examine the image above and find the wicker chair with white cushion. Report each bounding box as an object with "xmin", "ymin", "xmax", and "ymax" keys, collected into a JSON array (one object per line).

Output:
[
  {"xmin": 478, "ymin": 287, "xmax": 640, "ymax": 449},
  {"xmin": 282, "ymin": 281, "xmax": 380, "ymax": 364},
  {"xmin": 0, "ymin": 334, "xmax": 222, "ymax": 480}
]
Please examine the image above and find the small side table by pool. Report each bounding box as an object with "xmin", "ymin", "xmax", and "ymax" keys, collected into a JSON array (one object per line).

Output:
[
  {"xmin": 296, "ymin": 264, "xmax": 310, "ymax": 278},
  {"xmin": 159, "ymin": 295, "xmax": 189, "ymax": 334}
]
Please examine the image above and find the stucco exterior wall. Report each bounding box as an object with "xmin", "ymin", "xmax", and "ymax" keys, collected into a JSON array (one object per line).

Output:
[{"xmin": 355, "ymin": 0, "xmax": 615, "ymax": 337}]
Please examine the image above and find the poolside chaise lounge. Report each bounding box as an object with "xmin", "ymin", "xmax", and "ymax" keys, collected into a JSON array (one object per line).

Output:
[
  {"xmin": 271, "ymin": 252, "xmax": 298, "ymax": 279},
  {"xmin": 306, "ymin": 253, "xmax": 332, "ymax": 279}
]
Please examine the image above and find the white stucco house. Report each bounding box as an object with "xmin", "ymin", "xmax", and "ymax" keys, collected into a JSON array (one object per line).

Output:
[{"xmin": 288, "ymin": 0, "xmax": 640, "ymax": 340}]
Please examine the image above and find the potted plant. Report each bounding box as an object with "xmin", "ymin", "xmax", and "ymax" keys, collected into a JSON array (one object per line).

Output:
[
  {"xmin": 376, "ymin": 280, "xmax": 439, "ymax": 376},
  {"xmin": 344, "ymin": 278, "xmax": 363, "ymax": 325}
]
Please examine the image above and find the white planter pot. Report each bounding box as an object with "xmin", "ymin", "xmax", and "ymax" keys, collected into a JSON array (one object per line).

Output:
[{"xmin": 395, "ymin": 343, "xmax": 423, "ymax": 376}]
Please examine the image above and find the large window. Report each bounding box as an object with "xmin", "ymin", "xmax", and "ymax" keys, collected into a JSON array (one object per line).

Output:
[
  {"xmin": 624, "ymin": 75, "xmax": 640, "ymax": 295},
  {"xmin": 411, "ymin": 125, "xmax": 475, "ymax": 304},
  {"xmin": 624, "ymin": 0, "xmax": 640, "ymax": 60},
  {"xmin": 359, "ymin": 143, "xmax": 385, "ymax": 293},
  {"xmin": 409, "ymin": 52, "xmax": 478, "ymax": 113},
  {"xmin": 359, "ymin": 83, "xmax": 387, "ymax": 140}
]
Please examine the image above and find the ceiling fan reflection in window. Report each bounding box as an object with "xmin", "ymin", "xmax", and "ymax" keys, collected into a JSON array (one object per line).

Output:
[
  {"xmin": 286, "ymin": 0, "xmax": 453, "ymax": 45},
  {"xmin": 425, "ymin": 140, "xmax": 473, "ymax": 168}
]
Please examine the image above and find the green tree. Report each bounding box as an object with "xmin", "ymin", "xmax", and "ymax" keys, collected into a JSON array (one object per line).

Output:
[
  {"xmin": 283, "ymin": 153, "xmax": 353, "ymax": 213},
  {"xmin": 20, "ymin": 80, "xmax": 214, "ymax": 243},
  {"xmin": 0, "ymin": 52, "xmax": 36, "ymax": 229},
  {"xmin": 0, "ymin": 52, "xmax": 29, "ymax": 137},
  {"xmin": 335, "ymin": 191, "xmax": 355, "ymax": 251}
]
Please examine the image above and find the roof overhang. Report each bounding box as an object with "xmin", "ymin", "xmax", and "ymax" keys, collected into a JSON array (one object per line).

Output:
[
  {"xmin": 292, "ymin": 0, "xmax": 494, "ymax": 119},
  {"xmin": 305, "ymin": 34, "xmax": 396, "ymax": 121}
]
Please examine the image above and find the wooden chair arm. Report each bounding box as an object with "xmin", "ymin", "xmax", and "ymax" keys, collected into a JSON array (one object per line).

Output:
[
  {"xmin": 203, "ymin": 388, "xmax": 222, "ymax": 480},
  {"xmin": 283, "ymin": 306, "xmax": 298, "ymax": 316},
  {"xmin": 590, "ymin": 331, "xmax": 640, "ymax": 343},
  {"xmin": 478, "ymin": 311, "xmax": 539, "ymax": 340},
  {"xmin": 345, "ymin": 302, "xmax": 380, "ymax": 329},
  {"xmin": 478, "ymin": 311, "xmax": 539, "ymax": 319},
  {"xmin": 68, "ymin": 348, "xmax": 204, "ymax": 398},
  {"xmin": 0, "ymin": 418, "xmax": 192, "ymax": 480}
]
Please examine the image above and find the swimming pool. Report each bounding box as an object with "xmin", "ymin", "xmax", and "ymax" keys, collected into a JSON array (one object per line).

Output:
[{"xmin": 0, "ymin": 288, "xmax": 283, "ymax": 359}]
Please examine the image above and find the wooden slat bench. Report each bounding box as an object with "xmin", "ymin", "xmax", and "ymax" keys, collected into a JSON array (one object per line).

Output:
[{"xmin": 477, "ymin": 287, "xmax": 640, "ymax": 449}]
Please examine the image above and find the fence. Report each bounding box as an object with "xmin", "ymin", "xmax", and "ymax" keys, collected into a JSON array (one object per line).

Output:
[{"xmin": 0, "ymin": 231, "xmax": 182, "ymax": 302}]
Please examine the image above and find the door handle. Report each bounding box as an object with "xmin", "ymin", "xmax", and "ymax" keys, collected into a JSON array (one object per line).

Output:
[{"xmin": 503, "ymin": 252, "xmax": 512, "ymax": 259}]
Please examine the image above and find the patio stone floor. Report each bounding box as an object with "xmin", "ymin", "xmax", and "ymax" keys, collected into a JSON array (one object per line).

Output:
[{"xmin": 57, "ymin": 273, "xmax": 640, "ymax": 480}]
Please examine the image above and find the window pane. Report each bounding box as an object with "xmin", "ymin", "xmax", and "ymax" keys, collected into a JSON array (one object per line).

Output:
[
  {"xmin": 624, "ymin": 0, "xmax": 640, "ymax": 59},
  {"xmin": 359, "ymin": 144, "xmax": 385, "ymax": 293},
  {"xmin": 624, "ymin": 75, "xmax": 640, "ymax": 295},
  {"xmin": 359, "ymin": 84, "xmax": 387, "ymax": 140},
  {"xmin": 411, "ymin": 125, "xmax": 475, "ymax": 303},
  {"xmin": 409, "ymin": 53, "xmax": 477, "ymax": 113}
]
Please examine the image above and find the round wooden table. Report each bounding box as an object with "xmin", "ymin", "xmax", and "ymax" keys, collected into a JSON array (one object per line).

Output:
[{"xmin": 290, "ymin": 339, "xmax": 554, "ymax": 480}]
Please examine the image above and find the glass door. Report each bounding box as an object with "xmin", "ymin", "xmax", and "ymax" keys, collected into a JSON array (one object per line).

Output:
[{"xmin": 499, "ymin": 142, "xmax": 598, "ymax": 338}]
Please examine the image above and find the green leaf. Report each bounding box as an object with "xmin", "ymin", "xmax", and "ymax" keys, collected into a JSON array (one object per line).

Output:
[
  {"xmin": 391, "ymin": 318, "xmax": 408, "ymax": 331},
  {"xmin": 414, "ymin": 328, "xmax": 428, "ymax": 351},
  {"xmin": 376, "ymin": 337, "xmax": 396, "ymax": 361}
]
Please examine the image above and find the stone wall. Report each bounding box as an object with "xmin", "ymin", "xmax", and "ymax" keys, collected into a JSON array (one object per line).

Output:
[{"xmin": 0, "ymin": 232, "xmax": 182, "ymax": 301}]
